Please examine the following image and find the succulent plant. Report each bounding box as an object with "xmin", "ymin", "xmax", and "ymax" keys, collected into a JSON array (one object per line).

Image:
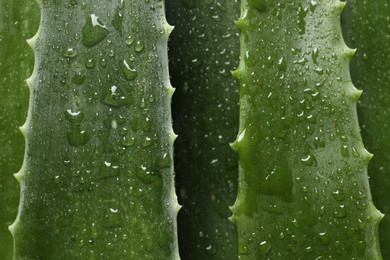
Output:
[
  {"xmin": 343, "ymin": 0, "xmax": 390, "ymax": 258},
  {"xmin": 7, "ymin": 1, "xmax": 179, "ymax": 258},
  {"xmin": 230, "ymin": 0, "xmax": 381, "ymax": 258},
  {"xmin": 0, "ymin": 0, "xmax": 384, "ymax": 259},
  {"xmin": 0, "ymin": 0, "xmax": 39, "ymax": 258},
  {"xmin": 167, "ymin": 0, "xmax": 239, "ymax": 258}
]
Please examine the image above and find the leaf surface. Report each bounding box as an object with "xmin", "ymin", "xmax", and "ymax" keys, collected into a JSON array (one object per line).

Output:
[
  {"xmin": 11, "ymin": 1, "xmax": 179, "ymax": 259},
  {"xmin": 232, "ymin": 1, "xmax": 382, "ymax": 258}
]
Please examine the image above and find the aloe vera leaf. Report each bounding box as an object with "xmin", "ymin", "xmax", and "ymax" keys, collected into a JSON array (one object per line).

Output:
[
  {"xmin": 0, "ymin": 0, "xmax": 39, "ymax": 258},
  {"xmin": 231, "ymin": 0, "xmax": 382, "ymax": 258},
  {"xmin": 343, "ymin": 1, "xmax": 390, "ymax": 258},
  {"xmin": 10, "ymin": 0, "xmax": 179, "ymax": 259},
  {"xmin": 166, "ymin": 1, "xmax": 240, "ymax": 259}
]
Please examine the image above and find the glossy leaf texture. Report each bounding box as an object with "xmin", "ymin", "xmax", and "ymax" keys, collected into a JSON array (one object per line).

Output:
[
  {"xmin": 343, "ymin": 1, "xmax": 390, "ymax": 258},
  {"xmin": 0, "ymin": 0, "xmax": 39, "ymax": 258},
  {"xmin": 10, "ymin": 0, "xmax": 179, "ymax": 259},
  {"xmin": 167, "ymin": 0, "xmax": 240, "ymax": 259},
  {"xmin": 231, "ymin": 0, "xmax": 382, "ymax": 258}
]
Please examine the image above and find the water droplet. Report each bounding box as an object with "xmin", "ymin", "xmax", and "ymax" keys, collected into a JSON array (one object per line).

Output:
[
  {"xmin": 301, "ymin": 154, "xmax": 316, "ymax": 166},
  {"xmin": 104, "ymin": 204, "xmax": 122, "ymax": 228},
  {"xmin": 310, "ymin": 0, "xmax": 317, "ymax": 11},
  {"xmin": 63, "ymin": 158, "xmax": 71, "ymax": 165},
  {"xmin": 120, "ymin": 60, "xmax": 137, "ymax": 80},
  {"xmin": 319, "ymin": 205, "xmax": 325, "ymax": 215},
  {"xmin": 313, "ymin": 136, "xmax": 325, "ymax": 148},
  {"xmin": 307, "ymin": 114, "xmax": 317, "ymax": 124},
  {"xmin": 121, "ymin": 137, "xmax": 135, "ymax": 147},
  {"xmin": 293, "ymin": 57, "xmax": 307, "ymax": 66},
  {"xmin": 72, "ymin": 72, "xmax": 86, "ymax": 85},
  {"xmin": 82, "ymin": 14, "xmax": 109, "ymax": 47},
  {"xmin": 341, "ymin": 144, "xmax": 349, "ymax": 157},
  {"xmin": 305, "ymin": 246, "xmax": 313, "ymax": 254},
  {"xmin": 312, "ymin": 47, "xmax": 319, "ymax": 63},
  {"xmin": 315, "ymin": 67, "xmax": 324, "ymax": 75},
  {"xmin": 318, "ymin": 231, "xmax": 330, "ymax": 245},
  {"xmin": 67, "ymin": 129, "xmax": 89, "ymax": 147},
  {"xmin": 63, "ymin": 48, "xmax": 78, "ymax": 58},
  {"xmin": 297, "ymin": 111, "xmax": 305, "ymax": 122},
  {"xmin": 356, "ymin": 200, "xmax": 366, "ymax": 210},
  {"xmin": 278, "ymin": 57, "xmax": 287, "ymax": 71},
  {"xmin": 125, "ymin": 36, "xmax": 134, "ymax": 46},
  {"xmin": 135, "ymin": 165, "xmax": 156, "ymax": 185},
  {"xmin": 100, "ymin": 58, "xmax": 107, "ymax": 67},
  {"xmin": 357, "ymin": 191, "xmax": 367, "ymax": 199},
  {"xmin": 332, "ymin": 189, "xmax": 345, "ymax": 201},
  {"xmin": 259, "ymin": 240, "xmax": 271, "ymax": 256},
  {"xmin": 86, "ymin": 58, "xmax": 95, "ymax": 68},
  {"xmin": 134, "ymin": 41, "xmax": 144, "ymax": 52},
  {"xmin": 104, "ymin": 161, "xmax": 112, "ymax": 167},
  {"xmin": 334, "ymin": 205, "xmax": 346, "ymax": 218},
  {"xmin": 102, "ymin": 84, "xmax": 132, "ymax": 108},
  {"xmin": 65, "ymin": 109, "xmax": 83, "ymax": 122},
  {"xmin": 54, "ymin": 175, "xmax": 61, "ymax": 184},
  {"xmin": 142, "ymin": 137, "xmax": 153, "ymax": 147}
]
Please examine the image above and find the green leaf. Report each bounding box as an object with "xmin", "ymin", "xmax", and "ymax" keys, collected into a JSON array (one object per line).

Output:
[
  {"xmin": 0, "ymin": 0, "xmax": 39, "ymax": 258},
  {"xmin": 232, "ymin": 0, "xmax": 382, "ymax": 258},
  {"xmin": 343, "ymin": 0, "xmax": 390, "ymax": 258},
  {"xmin": 167, "ymin": 0, "xmax": 240, "ymax": 258},
  {"xmin": 10, "ymin": 0, "xmax": 179, "ymax": 258}
]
